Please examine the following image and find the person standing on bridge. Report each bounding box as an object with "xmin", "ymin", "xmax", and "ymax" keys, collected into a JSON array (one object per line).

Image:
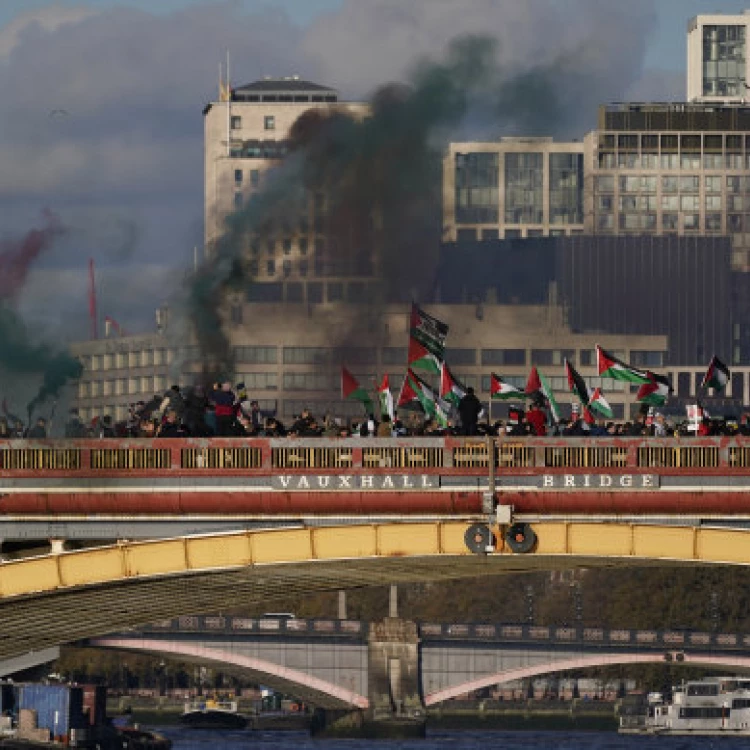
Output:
[{"xmin": 458, "ymin": 387, "xmax": 482, "ymax": 436}]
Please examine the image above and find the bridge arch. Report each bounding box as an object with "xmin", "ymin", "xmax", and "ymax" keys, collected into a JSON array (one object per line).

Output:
[
  {"xmin": 3, "ymin": 522, "xmax": 750, "ymax": 660},
  {"xmin": 425, "ymin": 653, "xmax": 750, "ymax": 706},
  {"xmin": 91, "ymin": 637, "xmax": 368, "ymax": 709}
]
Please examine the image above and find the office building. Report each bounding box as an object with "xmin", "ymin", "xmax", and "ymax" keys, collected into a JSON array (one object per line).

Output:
[
  {"xmin": 203, "ymin": 76, "xmax": 369, "ymax": 296},
  {"xmin": 687, "ymin": 12, "xmax": 750, "ymax": 102},
  {"xmin": 443, "ymin": 137, "xmax": 584, "ymax": 242}
]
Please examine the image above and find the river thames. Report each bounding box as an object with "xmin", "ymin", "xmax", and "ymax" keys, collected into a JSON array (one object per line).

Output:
[{"xmin": 153, "ymin": 727, "xmax": 750, "ymax": 749}]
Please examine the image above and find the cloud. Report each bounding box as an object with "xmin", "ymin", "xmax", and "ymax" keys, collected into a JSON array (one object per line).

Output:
[{"xmin": 0, "ymin": 0, "xmax": 674, "ymax": 341}]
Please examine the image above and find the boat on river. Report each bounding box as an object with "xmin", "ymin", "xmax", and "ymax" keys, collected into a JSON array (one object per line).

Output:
[
  {"xmin": 620, "ymin": 676, "xmax": 750, "ymax": 735},
  {"xmin": 180, "ymin": 699, "xmax": 248, "ymax": 729}
]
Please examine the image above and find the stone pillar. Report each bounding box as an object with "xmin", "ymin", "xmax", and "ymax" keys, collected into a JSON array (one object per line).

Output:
[
  {"xmin": 338, "ymin": 590, "xmax": 347, "ymax": 620},
  {"xmin": 366, "ymin": 617, "xmax": 425, "ymax": 736},
  {"xmin": 389, "ymin": 584, "xmax": 398, "ymax": 618},
  {"xmin": 49, "ymin": 539, "xmax": 67, "ymax": 554}
]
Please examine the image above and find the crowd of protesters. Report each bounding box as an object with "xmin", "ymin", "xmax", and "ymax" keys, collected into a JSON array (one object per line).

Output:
[{"xmin": 1, "ymin": 383, "xmax": 748, "ymax": 440}]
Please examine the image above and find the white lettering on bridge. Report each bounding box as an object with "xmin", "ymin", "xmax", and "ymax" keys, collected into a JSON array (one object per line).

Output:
[
  {"xmin": 540, "ymin": 474, "xmax": 659, "ymax": 489},
  {"xmin": 272, "ymin": 475, "xmax": 439, "ymax": 491}
]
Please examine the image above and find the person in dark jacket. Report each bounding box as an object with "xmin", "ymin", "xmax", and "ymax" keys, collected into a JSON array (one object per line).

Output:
[
  {"xmin": 158, "ymin": 409, "xmax": 190, "ymax": 438},
  {"xmin": 26, "ymin": 417, "xmax": 48, "ymax": 439},
  {"xmin": 458, "ymin": 387, "xmax": 482, "ymax": 436}
]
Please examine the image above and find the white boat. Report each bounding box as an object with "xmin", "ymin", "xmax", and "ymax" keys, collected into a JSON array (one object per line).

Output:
[
  {"xmin": 620, "ymin": 676, "xmax": 750, "ymax": 735},
  {"xmin": 180, "ymin": 698, "xmax": 248, "ymax": 729}
]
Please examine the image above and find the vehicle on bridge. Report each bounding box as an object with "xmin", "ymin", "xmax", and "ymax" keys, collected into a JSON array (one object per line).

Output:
[{"xmin": 620, "ymin": 676, "xmax": 750, "ymax": 735}]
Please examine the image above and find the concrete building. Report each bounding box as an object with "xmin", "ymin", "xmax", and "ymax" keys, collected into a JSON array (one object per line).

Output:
[
  {"xmin": 687, "ymin": 12, "xmax": 750, "ymax": 103},
  {"xmin": 69, "ymin": 304, "xmax": 669, "ymax": 424},
  {"xmin": 442, "ymin": 138, "xmax": 584, "ymax": 242},
  {"xmin": 584, "ymin": 101, "xmax": 750, "ymax": 271},
  {"xmin": 203, "ymin": 76, "xmax": 369, "ymax": 291}
]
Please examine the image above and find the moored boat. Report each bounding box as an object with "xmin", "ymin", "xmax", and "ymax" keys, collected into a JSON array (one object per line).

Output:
[
  {"xmin": 620, "ymin": 676, "xmax": 750, "ymax": 735},
  {"xmin": 180, "ymin": 699, "xmax": 247, "ymax": 729}
]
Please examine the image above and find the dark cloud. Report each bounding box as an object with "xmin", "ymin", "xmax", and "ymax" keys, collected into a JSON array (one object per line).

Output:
[{"xmin": 0, "ymin": 0, "xmax": 668, "ymax": 342}]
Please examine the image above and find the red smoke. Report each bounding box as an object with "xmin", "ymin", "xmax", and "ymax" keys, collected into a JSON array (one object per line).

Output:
[{"xmin": 0, "ymin": 211, "xmax": 64, "ymax": 302}]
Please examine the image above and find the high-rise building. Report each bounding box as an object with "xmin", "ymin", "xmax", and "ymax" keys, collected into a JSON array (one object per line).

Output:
[
  {"xmin": 442, "ymin": 138, "xmax": 584, "ymax": 242},
  {"xmin": 203, "ymin": 76, "xmax": 369, "ymax": 299},
  {"xmin": 687, "ymin": 12, "xmax": 750, "ymax": 102},
  {"xmin": 585, "ymin": 102, "xmax": 750, "ymax": 271}
]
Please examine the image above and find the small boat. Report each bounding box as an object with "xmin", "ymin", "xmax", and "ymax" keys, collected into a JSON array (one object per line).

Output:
[
  {"xmin": 620, "ymin": 676, "xmax": 750, "ymax": 735},
  {"xmin": 115, "ymin": 726, "xmax": 173, "ymax": 750},
  {"xmin": 180, "ymin": 698, "xmax": 248, "ymax": 729}
]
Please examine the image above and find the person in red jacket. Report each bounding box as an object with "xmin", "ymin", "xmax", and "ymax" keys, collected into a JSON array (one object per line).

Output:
[
  {"xmin": 526, "ymin": 400, "xmax": 547, "ymax": 436},
  {"xmin": 211, "ymin": 381, "xmax": 236, "ymax": 436}
]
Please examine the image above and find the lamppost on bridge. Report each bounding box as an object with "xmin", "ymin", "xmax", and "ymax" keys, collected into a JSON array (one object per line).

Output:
[{"xmin": 525, "ymin": 585, "xmax": 535, "ymax": 624}]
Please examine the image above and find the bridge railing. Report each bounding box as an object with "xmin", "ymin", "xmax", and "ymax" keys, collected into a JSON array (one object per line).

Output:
[
  {"xmin": 417, "ymin": 621, "xmax": 750, "ymax": 651},
  {"xmin": 1, "ymin": 437, "xmax": 748, "ymax": 476},
  {"xmin": 123, "ymin": 616, "xmax": 750, "ymax": 653}
]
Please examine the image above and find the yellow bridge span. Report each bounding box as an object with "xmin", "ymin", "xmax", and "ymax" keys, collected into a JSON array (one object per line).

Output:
[{"xmin": 2, "ymin": 521, "xmax": 750, "ymax": 660}]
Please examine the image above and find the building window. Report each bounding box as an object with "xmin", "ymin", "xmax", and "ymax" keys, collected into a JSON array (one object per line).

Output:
[
  {"xmin": 327, "ymin": 282, "xmax": 344, "ymax": 302},
  {"xmin": 250, "ymin": 169, "xmax": 260, "ymax": 187},
  {"xmin": 234, "ymin": 169, "xmax": 242, "ymax": 185},
  {"xmin": 299, "ymin": 259, "xmax": 308, "ymax": 277},
  {"xmin": 283, "ymin": 238, "xmax": 292, "ymax": 255},
  {"xmin": 307, "ymin": 282, "xmax": 323, "ymax": 303},
  {"xmin": 234, "ymin": 192, "xmax": 243, "ymax": 210},
  {"xmin": 267, "ymin": 239, "xmax": 275, "ymax": 255},
  {"xmin": 706, "ymin": 213, "xmax": 723, "ymax": 231},
  {"xmin": 282, "ymin": 260, "xmax": 292, "ymax": 277},
  {"xmin": 283, "ymin": 373, "xmax": 336, "ymax": 391},
  {"xmin": 235, "ymin": 372, "xmax": 278, "ymax": 391},
  {"xmin": 230, "ymin": 115, "xmax": 242, "ymax": 130},
  {"xmin": 702, "ymin": 24, "xmax": 746, "ymax": 97},
  {"xmin": 505, "ymin": 152, "xmax": 543, "ymax": 224},
  {"xmin": 481, "ymin": 349, "xmax": 526, "ymax": 366},
  {"xmin": 445, "ymin": 348, "xmax": 477, "ymax": 365},
  {"xmin": 299, "ymin": 238, "xmax": 308, "ymax": 255},
  {"xmin": 531, "ymin": 349, "xmax": 575, "ymax": 366},
  {"xmin": 234, "ymin": 346, "xmax": 277, "ymax": 364},
  {"xmin": 264, "ymin": 115, "xmax": 275, "ymax": 130},
  {"xmin": 549, "ymin": 153, "xmax": 583, "ymax": 225},
  {"xmin": 662, "ymin": 213, "xmax": 679, "ymax": 231},
  {"xmin": 630, "ymin": 350, "xmax": 664, "ymax": 368},
  {"xmin": 455, "ymin": 152, "xmax": 499, "ymax": 224},
  {"xmin": 267, "ymin": 260, "xmax": 276, "ymax": 275},
  {"xmin": 283, "ymin": 347, "xmax": 329, "ymax": 365}
]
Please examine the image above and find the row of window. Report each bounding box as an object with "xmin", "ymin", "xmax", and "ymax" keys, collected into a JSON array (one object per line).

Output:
[
  {"xmin": 597, "ymin": 175, "xmax": 750, "ymax": 194},
  {"xmin": 82, "ymin": 349, "xmax": 177, "ymax": 371},
  {"xmin": 598, "ymin": 152, "xmax": 750, "ymax": 170},
  {"xmin": 230, "ymin": 114, "xmax": 276, "ymax": 131},
  {"xmin": 598, "ymin": 132, "xmax": 750, "ymax": 151},
  {"xmin": 232, "ymin": 347, "xmax": 663, "ymax": 368},
  {"xmin": 596, "ymin": 212, "xmax": 732, "ymax": 232}
]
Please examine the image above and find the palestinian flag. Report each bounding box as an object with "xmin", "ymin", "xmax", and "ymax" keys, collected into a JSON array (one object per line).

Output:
[
  {"xmin": 490, "ymin": 373, "xmax": 525, "ymax": 400},
  {"xmin": 378, "ymin": 374, "xmax": 395, "ymax": 420},
  {"xmin": 701, "ymin": 355, "xmax": 730, "ymax": 392},
  {"xmin": 587, "ymin": 387, "xmax": 614, "ymax": 419},
  {"xmin": 565, "ymin": 358, "xmax": 595, "ymax": 424},
  {"xmin": 407, "ymin": 368, "xmax": 450, "ymax": 427},
  {"xmin": 440, "ymin": 362, "xmax": 467, "ymax": 407},
  {"xmin": 596, "ymin": 344, "xmax": 650, "ymax": 385},
  {"xmin": 397, "ymin": 372, "xmax": 420, "ymax": 408},
  {"xmin": 341, "ymin": 367, "xmax": 373, "ymax": 414},
  {"xmin": 525, "ymin": 366, "xmax": 561, "ymax": 423},
  {"xmin": 408, "ymin": 304, "xmax": 448, "ymax": 372},
  {"xmin": 636, "ymin": 371, "xmax": 673, "ymax": 406},
  {"xmin": 408, "ymin": 335, "xmax": 442, "ymax": 374}
]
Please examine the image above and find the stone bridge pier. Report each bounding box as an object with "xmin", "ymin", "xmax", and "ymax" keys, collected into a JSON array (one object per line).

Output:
[{"xmin": 313, "ymin": 617, "xmax": 425, "ymax": 738}]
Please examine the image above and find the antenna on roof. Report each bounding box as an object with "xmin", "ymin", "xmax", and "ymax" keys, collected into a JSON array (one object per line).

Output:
[{"xmin": 225, "ymin": 49, "xmax": 231, "ymax": 158}]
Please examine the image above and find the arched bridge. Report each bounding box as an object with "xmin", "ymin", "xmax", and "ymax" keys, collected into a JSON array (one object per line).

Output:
[
  {"xmin": 87, "ymin": 615, "xmax": 750, "ymax": 709},
  {"xmin": 2, "ymin": 521, "xmax": 750, "ymax": 666}
]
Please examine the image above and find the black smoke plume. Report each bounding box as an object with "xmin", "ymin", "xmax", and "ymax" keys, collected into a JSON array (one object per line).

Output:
[{"xmin": 188, "ymin": 35, "xmax": 578, "ymax": 372}]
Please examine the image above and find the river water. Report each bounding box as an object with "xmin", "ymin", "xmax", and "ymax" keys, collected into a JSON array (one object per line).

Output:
[{"xmin": 153, "ymin": 726, "xmax": 750, "ymax": 749}]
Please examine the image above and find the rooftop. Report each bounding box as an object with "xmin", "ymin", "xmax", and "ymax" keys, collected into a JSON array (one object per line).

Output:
[{"xmin": 231, "ymin": 76, "xmax": 338, "ymax": 103}]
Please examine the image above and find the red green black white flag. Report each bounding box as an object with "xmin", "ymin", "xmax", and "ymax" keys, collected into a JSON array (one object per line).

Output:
[
  {"xmin": 378, "ymin": 374, "xmax": 395, "ymax": 420},
  {"xmin": 525, "ymin": 366, "xmax": 561, "ymax": 423},
  {"xmin": 596, "ymin": 344, "xmax": 650, "ymax": 385},
  {"xmin": 636, "ymin": 371, "xmax": 673, "ymax": 406},
  {"xmin": 408, "ymin": 304, "xmax": 448, "ymax": 373},
  {"xmin": 701, "ymin": 355, "xmax": 730, "ymax": 392},
  {"xmin": 490, "ymin": 373, "xmax": 525, "ymax": 400},
  {"xmin": 440, "ymin": 362, "xmax": 467, "ymax": 407},
  {"xmin": 587, "ymin": 387, "xmax": 614, "ymax": 419},
  {"xmin": 341, "ymin": 367, "xmax": 373, "ymax": 414},
  {"xmin": 565, "ymin": 358, "xmax": 595, "ymax": 424}
]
